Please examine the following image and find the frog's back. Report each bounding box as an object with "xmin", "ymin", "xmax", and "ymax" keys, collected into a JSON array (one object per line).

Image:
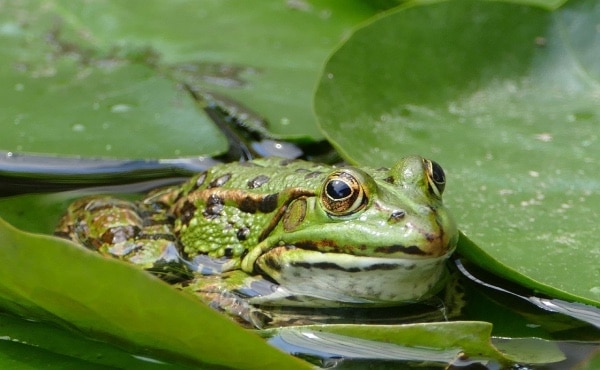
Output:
[
  {"xmin": 180, "ymin": 157, "xmax": 332, "ymax": 196},
  {"xmin": 167, "ymin": 158, "xmax": 333, "ymax": 262}
]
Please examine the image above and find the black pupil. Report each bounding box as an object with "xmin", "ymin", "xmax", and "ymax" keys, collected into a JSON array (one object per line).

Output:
[
  {"xmin": 431, "ymin": 161, "xmax": 445, "ymax": 184},
  {"xmin": 327, "ymin": 180, "xmax": 352, "ymax": 199}
]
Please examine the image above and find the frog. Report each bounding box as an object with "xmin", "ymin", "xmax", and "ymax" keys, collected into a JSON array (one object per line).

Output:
[{"xmin": 55, "ymin": 156, "xmax": 458, "ymax": 328}]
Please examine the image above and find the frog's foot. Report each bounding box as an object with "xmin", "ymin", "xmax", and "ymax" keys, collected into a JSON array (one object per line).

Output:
[
  {"xmin": 188, "ymin": 254, "xmax": 234, "ymax": 275},
  {"xmin": 243, "ymin": 278, "xmax": 372, "ymax": 307},
  {"xmin": 398, "ymin": 264, "xmax": 464, "ymax": 321},
  {"xmin": 206, "ymin": 290, "xmax": 272, "ymax": 329},
  {"xmin": 179, "ymin": 272, "xmax": 272, "ymax": 329},
  {"xmin": 140, "ymin": 242, "xmax": 195, "ymax": 283}
]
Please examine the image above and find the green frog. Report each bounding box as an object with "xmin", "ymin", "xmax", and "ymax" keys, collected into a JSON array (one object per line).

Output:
[{"xmin": 56, "ymin": 156, "xmax": 458, "ymax": 327}]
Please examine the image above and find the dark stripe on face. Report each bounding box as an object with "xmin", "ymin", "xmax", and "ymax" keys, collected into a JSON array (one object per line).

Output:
[
  {"xmin": 294, "ymin": 240, "xmax": 334, "ymax": 250},
  {"xmin": 374, "ymin": 245, "xmax": 427, "ymax": 255},
  {"xmin": 238, "ymin": 196, "xmax": 258, "ymax": 213},
  {"xmin": 258, "ymin": 193, "xmax": 278, "ymax": 213},
  {"xmin": 293, "ymin": 240, "xmax": 368, "ymax": 255},
  {"xmin": 363, "ymin": 263, "xmax": 414, "ymax": 271},
  {"xmin": 291, "ymin": 261, "xmax": 361, "ymax": 273},
  {"xmin": 261, "ymin": 254, "xmax": 282, "ymax": 272},
  {"xmin": 236, "ymin": 193, "xmax": 279, "ymax": 214}
]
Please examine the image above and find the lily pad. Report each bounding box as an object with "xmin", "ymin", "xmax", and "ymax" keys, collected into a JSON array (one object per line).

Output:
[
  {"xmin": 1, "ymin": 0, "xmax": 380, "ymax": 152},
  {"xmin": 0, "ymin": 1, "xmax": 226, "ymax": 160},
  {"xmin": 0, "ymin": 217, "xmax": 310, "ymax": 370},
  {"xmin": 314, "ymin": 0, "xmax": 600, "ymax": 305}
]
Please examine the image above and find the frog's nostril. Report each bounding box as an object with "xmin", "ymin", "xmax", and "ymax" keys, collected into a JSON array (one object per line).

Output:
[{"xmin": 388, "ymin": 210, "xmax": 405, "ymax": 222}]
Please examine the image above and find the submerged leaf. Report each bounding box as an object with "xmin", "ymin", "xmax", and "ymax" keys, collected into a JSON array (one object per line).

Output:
[{"xmin": 264, "ymin": 322, "xmax": 565, "ymax": 365}]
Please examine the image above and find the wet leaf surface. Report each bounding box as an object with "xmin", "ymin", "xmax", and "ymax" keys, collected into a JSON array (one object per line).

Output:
[
  {"xmin": 315, "ymin": 0, "xmax": 600, "ymax": 306},
  {"xmin": 0, "ymin": 1, "xmax": 226, "ymax": 159},
  {"xmin": 0, "ymin": 0, "xmax": 380, "ymax": 158}
]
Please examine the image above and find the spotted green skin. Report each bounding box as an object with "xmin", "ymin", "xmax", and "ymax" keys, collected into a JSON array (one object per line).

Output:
[
  {"xmin": 57, "ymin": 156, "xmax": 458, "ymax": 322},
  {"xmin": 170, "ymin": 159, "xmax": 334, "ymax": 264}
]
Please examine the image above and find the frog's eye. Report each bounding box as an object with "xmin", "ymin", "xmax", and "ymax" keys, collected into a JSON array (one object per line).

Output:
[
  {"xmin": 321, "ymin": 170, "xmax": 368, "ymax": 216},
  {"xmin": 424, "ymin": 159, "xmax": 446, "ymax": 197}
]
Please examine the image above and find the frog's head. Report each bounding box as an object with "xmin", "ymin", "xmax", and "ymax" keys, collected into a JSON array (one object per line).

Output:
[{"xmin": 243, "ymin": 156, "xmax": 458, "ymax": 304}]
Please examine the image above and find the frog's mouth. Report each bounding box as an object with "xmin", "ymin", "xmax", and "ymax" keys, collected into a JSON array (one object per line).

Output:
[{"xmin": 252, "ymin": 246, "xmax": 454, "ymax": 307}]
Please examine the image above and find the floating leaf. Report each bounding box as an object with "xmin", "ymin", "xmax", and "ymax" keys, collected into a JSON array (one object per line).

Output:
[
  {"xmin": 264, "ymin": 322, "xmax": 565, "ymax": 365},
  {"xmin": 1, "ymin": 0, "xmax": 381, "ymax": 156},
  {"xmin": 314, "ymin": 0, "xmax": 600, "ymax": 306},
  {"xmin": 0, "ymin": 1, "xmax": 226, "ymax": 159}
]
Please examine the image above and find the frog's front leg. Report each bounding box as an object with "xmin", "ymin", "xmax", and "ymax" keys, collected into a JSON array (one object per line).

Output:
[{"xmin": 55, "ymin": 196, "xmax": 193, "ymax": 282}]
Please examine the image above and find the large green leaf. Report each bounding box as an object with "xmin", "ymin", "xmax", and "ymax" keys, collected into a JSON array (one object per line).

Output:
[
  {"xmin": 0, "ymin": 217, "xmax": 309, "ymax": 370},
  {"xmin": 314, "ymin": 0, "xmax": 600, "ymax": 305},
  {"xmin": 0, "ymin": 312, "xmax": 200, "ymax": 369},
  {"xmin": 0, "ymin": 0, "xmax": 380, "ymax": 158},
  {"xmin": 0, "ymin": 1, "xmax": 227, "ymax": 159}
]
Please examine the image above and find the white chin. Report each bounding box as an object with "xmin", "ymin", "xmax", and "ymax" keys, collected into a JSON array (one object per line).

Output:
[{"xmin": 253, "ymin": 250, "xmax": 453, "ymax": 307}]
